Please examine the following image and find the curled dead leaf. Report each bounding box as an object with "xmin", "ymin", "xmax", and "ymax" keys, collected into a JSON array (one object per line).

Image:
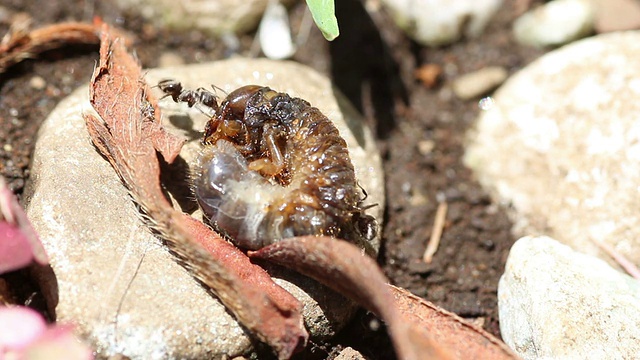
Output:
[
  {"xmin": 250, "ymin": 236, "xmax": 521, "ymax": 360},
  {"xmin": 0, "ymin": 19, "xmax": 131, "ymax": 74}
]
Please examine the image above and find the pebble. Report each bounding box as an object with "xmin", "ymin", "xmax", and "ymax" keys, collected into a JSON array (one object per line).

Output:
[
  {"xmin": 513, "ymin": 0, "xmax": 594, "ymax": 47},
  {"xmin": 464, "ymin": 31, "xmax": 640, "ymax": 267},
  {"xmin": 29, "ymin": 76, "xmax": 46, "ymax": 90},
  {"xmin": 258, "ymin": 0, "xmax": 295, "ymax": 60},
  {"xmin": 380, "ymin": 0, "xmax": 503, "ymax": 47},
  {"xmin": 112, "ymin": 0, "xmax": 295, "ymax": 35},
  {"xmin": 451, "ymin": 66, "xmax": 508, "ymax": 100},
  {"xmin": 499, "ymin": 236, "xmax": 640, "ymax": 359},
  {"xmin": 334, "ymin": 346, "xmax": 366, "ymax": 360},
  {"xmin": 24, "ymin": 58, "xmax": 384, "ymax": 358},
  {"xmin": 592, "ymin": 0, "xmax": 640, "ymax": 33},
  {"xmin": 414, "ymin": 63, "xmax": 442, "ymax": 88},
  {"xmin": 417, "ymin": 139, "xmax": 435, "ymax": 155}
]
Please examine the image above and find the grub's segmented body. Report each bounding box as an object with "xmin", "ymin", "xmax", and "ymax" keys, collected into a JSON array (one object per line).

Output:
[{"xmin": 161, "ymin": 82, "xmax": 377, "ymax": 250}]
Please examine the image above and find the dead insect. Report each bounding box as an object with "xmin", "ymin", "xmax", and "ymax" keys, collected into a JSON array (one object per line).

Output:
[
  {"xmin": 160, "ymin": 81, "xmax": 378, "ymax": 251},
  {"xmin": 140, "ymin": 99, "xmax": 156, "ymax": 120}
]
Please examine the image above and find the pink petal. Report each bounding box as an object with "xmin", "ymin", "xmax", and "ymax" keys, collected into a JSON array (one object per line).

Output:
[
  {"xmin": 0, "ymin": 177, "xmax": 48, "ymax": 273},
  {"xmin": 0, "ymin": 223, "xmax": 35, "ymax": 274},
  {"xmin": 24, "ymin": 325, "xmax": 94, "ymax": 360},
  {"xmin": 0, "ymin": 306, "xmax": 46, "ymax": 349}
]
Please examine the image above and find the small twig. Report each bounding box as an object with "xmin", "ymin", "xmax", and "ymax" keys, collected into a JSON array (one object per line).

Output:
[
  {"xmin": 423, "ymin": 201, "xmax": 448, "ymax": 263},
  {"xmin": 591, "ymin": 238, "xmax": 640, "ymax": 280}
]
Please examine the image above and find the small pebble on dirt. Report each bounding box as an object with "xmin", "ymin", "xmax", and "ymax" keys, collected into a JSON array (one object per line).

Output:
[
  {"xmin": 414, "ymin": 63, "xmax": 443, "ymax": 88},
  {"xmin": 452, "ymin": 66, "xmax": 507, "ymax": 100},
  {"xmin": 28, "ymin": 76, "xmax": 46, "ymax": 90}
]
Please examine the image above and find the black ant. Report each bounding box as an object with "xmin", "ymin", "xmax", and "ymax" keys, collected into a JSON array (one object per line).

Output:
[{"xmin": 157, "ymin": 79, "xmax": 220, "ymax": 111}]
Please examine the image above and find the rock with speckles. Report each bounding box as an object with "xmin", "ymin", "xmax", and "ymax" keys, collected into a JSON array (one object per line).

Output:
[
  {"xmin": 380, "ymin": 0, "xmax": 503, "ymax": 47},
  {"xmin": 499, "ymin": 236, "xmax": 640, "ymax": 359},
  {"xmin": 113, "ymin": 0, "xmax": 295, "ymax": 36},
  {"xmin": 24, "ymin": 58, "xmax": 384, "ymax": 359},
  {"xmin": 464, "ymin": 32, "xmax": 640, "ymax": 267}
]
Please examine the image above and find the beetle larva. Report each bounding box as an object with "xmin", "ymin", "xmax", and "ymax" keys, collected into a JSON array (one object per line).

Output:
[{"xmin": 160, "ymin": 81, "xmax": 377, "ymax": 250}]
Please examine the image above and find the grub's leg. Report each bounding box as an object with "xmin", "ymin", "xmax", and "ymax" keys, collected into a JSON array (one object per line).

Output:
[
  {"xmin": 219, "ymin": 118, "xmax": 245, "ymax": 138},
  {"xmin": 248, "ymin": 129, "xmax": 285, "ymax": 176},
  {"xmin": 204, "ymin": 118, "xmax": 245, "ymax": 144}
]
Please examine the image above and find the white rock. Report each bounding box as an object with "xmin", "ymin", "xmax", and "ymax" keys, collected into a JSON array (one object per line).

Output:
[
  {"xmin": 24, "ymin": 58, "xmax": 384, "ymax": 358},
  {"xmin": 380, "ymin": 0, "xmax": 503, "ymax": 47},
  {"xmin": 513, "ymin": 0, "xmax": 594, "ymax": 47},
  {"xmin": 499, "ymin": 236, "xmax": 640, "ymax": 359},
  {"xmin": 114, "ymin": 0, "xmax": 295, "ymax": 35},
  {"xmin": 451, "ymin": 66, "xmax": 508, "ymax": 100},
  {"xmin": 464, "ymin": 32, "xmax": 640, "ymax": 267},
  {"xmin": 258, "ymin": 0, "xmax": 295, "ymax": 60}
]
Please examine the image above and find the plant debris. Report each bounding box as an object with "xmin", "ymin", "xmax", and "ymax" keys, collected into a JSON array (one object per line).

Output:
[
  {"xmin": 423, "ymin": 200, "xmax": 448, "ymax": 263},
  {"xmin": 250, "ymin": 236, "xmax": 519, "ymax": 359},
  {"xmin": 0, "ymin": 18, "xmax": 118, "ymax": 73}
]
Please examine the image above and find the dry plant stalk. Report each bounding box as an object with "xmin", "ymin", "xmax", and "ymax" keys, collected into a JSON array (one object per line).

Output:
[
  {"xmin": 423, "ymin": 201, "xmax": 448, "ymax": 263},
  {"xmin": 591, "ymin": 238, "xmax": 640, "ymax": 279},
  {"xmin": 83, "ymin": 24, "xmax": 307, "ymax": 359},
  {"xmin": 251, "ymin": 236, "xmax": 522, "ymax": 360}
]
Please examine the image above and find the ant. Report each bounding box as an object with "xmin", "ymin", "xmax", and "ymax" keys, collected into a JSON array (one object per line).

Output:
[{"xmin": 157, "ymin": 79, "xmax": 220, "ymax": 111}]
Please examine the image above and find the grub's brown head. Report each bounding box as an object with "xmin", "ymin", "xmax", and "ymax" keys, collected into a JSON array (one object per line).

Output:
[{"xmin": 203, "ymin": 85, "xmax": 265, "ymax": 144}]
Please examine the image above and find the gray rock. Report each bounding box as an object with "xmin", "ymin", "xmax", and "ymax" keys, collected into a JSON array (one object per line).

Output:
[
  {"xmin": 513, "ymin": 0, "xmax": 594, "ymax": 47},
  {"xmin": 380, "ymin": 0, "xmax": 503, "ymax": 47},
  {"xmin": 464, "ymin": 32, "xmax": 640, "ymax": 267},
  {"xmin": 451, "ymin": 66, "xmax": 508, "ymax": 100},
  {"xmin": 24, "ymin": 58, "xmax": 384, "ymax": 359},
  {"xmin": 499, "ymin": 236, "xmax": 640, "ymax": 359},
  {"xmin": 113, "ymin": 0, "xmax": 295, "ymax": 35}
]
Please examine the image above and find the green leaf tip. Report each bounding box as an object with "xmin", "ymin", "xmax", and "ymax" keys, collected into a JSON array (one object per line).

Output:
[{"xmin": 305, "ymin": 0, "xmax": 340, "ymax": 41}]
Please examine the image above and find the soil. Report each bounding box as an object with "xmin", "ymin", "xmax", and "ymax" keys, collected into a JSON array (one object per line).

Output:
[{"xmin": 0, "ymin": 0, "xmax": 547, "ymax": 358}]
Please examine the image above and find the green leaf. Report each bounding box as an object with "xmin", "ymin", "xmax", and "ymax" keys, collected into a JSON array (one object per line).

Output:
[{"xmin": 305, "ymin": 0, "xmax": 340, "ymax": 41}]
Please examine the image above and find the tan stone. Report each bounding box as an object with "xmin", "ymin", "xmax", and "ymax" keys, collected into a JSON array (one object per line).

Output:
[{"xmin": 25, "ymin": 58, "xmax": 384, "ymax": 358}]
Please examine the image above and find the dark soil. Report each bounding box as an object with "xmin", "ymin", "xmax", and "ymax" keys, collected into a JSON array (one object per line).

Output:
[{"xmin": 0, "ymin": 0, "xmax": 546, "ymax": 358}]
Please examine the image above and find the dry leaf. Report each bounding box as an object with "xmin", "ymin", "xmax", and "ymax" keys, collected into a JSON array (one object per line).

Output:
[
  {"xmin": 389, "ymin": 285, "xmax": 520, "ymax": 360},
  {"xmin": 249, "ymin": 236, "xmax": 452, "ymax": 360},
  {"xmin": 84, "ymin": 24, "xmax": 307, "ymax": 358},
  {"xmin": 251, "ymin": 236, "xmax": 522, "ymax": 359},
  {"xmin": 0, "ymin": 19, "xmax": 124, "ymax": 73}
]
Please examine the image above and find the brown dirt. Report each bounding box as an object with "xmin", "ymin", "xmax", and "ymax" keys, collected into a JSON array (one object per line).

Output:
[{"xmin": 0, "ymin": 0, "xmax": 547, "ymax": 358}]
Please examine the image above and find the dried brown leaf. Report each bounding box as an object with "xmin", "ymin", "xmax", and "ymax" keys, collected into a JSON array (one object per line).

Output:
[
  {"xmin": 0, "ymin": 19, "xmax": 126, "ymax": 73},
  {"xmin": 249, "ymin": 236, "xmax": 452, "ymax": 360},
  {"xmin": 389, "ymin": 285, "xmax": 521, "ymax": 360},
  {"xmin": 84, "ymin": 24, "xmax": 307, "ymax": 358}
]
